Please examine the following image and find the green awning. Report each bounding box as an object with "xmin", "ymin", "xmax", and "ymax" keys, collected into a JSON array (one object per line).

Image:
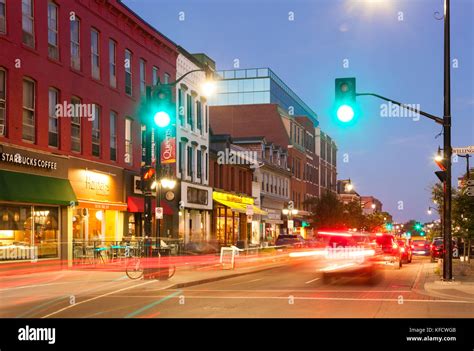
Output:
[{"xmin": 0, "ymin": 170, "xmax": 77, "ymax": 206}]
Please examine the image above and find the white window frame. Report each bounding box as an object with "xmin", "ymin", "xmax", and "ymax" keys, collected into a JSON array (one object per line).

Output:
[
  {"xmin": 47, "ymin": 1, "xmax": 58, "ymax": 60},
  {"xmin": 91, "ymin": 28, "xmax": 100, "ymax": 79},
  {"xmin": 22, "ymin": 0, "xmax": 35, "ymax": 47},
  {"xmin": 109, "ymin": 39, "xmax": 116, "ymax": 88},
  {"xmin": 70, "ymin": 18, "xmax": 80, "ymax": 70},
  {"xmin": 22, "ymin": 78, "xmax": 35, "ymax": 143},
  {"xmin": 48, "ymin": 87, "xmax": 59, "ymax": 147}
]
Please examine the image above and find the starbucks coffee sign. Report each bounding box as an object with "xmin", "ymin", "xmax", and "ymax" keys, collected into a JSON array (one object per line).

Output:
[{"xmin": 1, "ymin": 151, "xmax": 58, "ymax": 170}]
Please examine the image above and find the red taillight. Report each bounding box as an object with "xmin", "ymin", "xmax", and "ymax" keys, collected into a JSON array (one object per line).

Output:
[{"xmin": 401, "ymin": 247, "xmax": 405, "ymax": 253}]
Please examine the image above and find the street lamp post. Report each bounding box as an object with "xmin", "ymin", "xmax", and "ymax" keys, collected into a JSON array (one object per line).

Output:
[{"xmin": 143, "ymin": 66, "xmax": 215, "ymax": 249}]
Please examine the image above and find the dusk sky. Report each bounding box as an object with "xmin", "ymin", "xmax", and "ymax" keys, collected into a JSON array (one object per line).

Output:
[{"xmin": 124, "ymin": 0, "xmax": 474, "ymax": 223}]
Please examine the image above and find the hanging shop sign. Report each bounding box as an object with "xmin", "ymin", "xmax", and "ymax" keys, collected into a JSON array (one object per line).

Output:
[{"xmin": 161, "ymin": 129, "xmax": 176, "ymax": 164}]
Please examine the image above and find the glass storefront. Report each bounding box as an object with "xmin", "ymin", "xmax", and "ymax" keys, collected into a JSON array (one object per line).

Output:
[
  {"xmin": 72, "ymin": 208, "xmax": 120, "ymax": 242},
  {"xmin": 0, "ymin": 204, "xmax": 59, "ymax": 261},
  {"xmin": 215, "ymin": 206, "xmax": 241, "ymax": 246}
]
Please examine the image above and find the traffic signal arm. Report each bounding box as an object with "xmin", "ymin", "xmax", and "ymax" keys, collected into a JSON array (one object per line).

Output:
[{"xmin": 356, "ymin": 92, "xmax": 443, "ymax": 125}]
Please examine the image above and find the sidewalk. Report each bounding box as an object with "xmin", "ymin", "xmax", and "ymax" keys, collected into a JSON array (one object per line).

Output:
[{"xmin": 422, "ymin": 260, "xmax": 474, "ymax": 301}]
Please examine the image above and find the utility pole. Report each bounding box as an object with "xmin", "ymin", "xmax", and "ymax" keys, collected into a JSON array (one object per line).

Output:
[{"xmin": 442, "ymin": 0, "xmax": 453, "ymax": 281}]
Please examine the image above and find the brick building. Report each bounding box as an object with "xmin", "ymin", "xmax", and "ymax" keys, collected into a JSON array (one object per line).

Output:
[{"xmin": 0, "ymin": 0, "xmax": 177, "ymax": 264}]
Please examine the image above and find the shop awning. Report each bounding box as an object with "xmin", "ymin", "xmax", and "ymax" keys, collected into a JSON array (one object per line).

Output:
[
  {"xmin": 127, "ymin": 196, "xmax": 173, "ymax": 215},
  {"xmin": 214, "ymin": 198, "xmax": 267, "ymax": 216},
  {"xmin": 0, "ymin": 169, "xmax": 77, "ymax": 206}
]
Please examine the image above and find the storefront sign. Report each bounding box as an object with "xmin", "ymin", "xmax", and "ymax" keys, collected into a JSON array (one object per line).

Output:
[
  {"xmin": 85, "ymin": 171, "xmax": 110, "ymax": 196},
  {"xmin": 0, "ymin": 151, "xmax": 57, "ymax": 170},
  {"xmin": 213, "ymin": 191, "xmax": 254, "ymax": 205}
]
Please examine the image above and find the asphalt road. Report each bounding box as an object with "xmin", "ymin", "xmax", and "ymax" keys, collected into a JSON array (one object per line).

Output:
[{"xmin": 2, "ymin": 256, "xmax": 474, "ymax": 318}]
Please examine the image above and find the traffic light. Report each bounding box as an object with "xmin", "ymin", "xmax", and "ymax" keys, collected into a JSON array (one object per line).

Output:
[
  {"xmin": 335, "ymin": 77, "xmax": 356, "ymax": 123},
  {"xmin": 149, "ymin": 84, "xmax": 174, "ymax": 129},
  {"xmin": 140, "ymin": 165, "xmax": 156, "ymax": 193},
  {"xmin": 414, "ymin": 222, "xmax": 422, "ymax": 231},
  {"xmin": 420, "ymin": 231, "xmax": 425, "ymax": 236},
  {"xmin": 302, "ymin": 221, "xmax": 310, "ymax": 228},
  {"xmin": 385, "ymin": 223, "xmax": 393, "ymax": 231}
]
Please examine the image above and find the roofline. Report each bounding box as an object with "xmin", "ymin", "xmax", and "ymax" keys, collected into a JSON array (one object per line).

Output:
[{"xmin": 116, "ymin": 0, "xmax": 178, "ymax": 50}]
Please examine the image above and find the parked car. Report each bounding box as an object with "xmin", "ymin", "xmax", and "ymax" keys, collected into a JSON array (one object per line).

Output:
[
  {"xmin": 275, "ymin": 234, "xmax": 306, "ymax": 248},
  {"xmin": 412, "ymin": 239, "xmax": 430, "ymax": 256},
  {"xmin": 430, "ymin": 239, "xmax": 458, "ymax": 262},
  {"xmin": 397, "ymin": 239, "xmax": 412, "ymax": 263}
]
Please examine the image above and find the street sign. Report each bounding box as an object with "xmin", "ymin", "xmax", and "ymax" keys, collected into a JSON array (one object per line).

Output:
[
  {"xmin": 155, "ymin": 207, "xmax": 163, "ymax": 219},
  {"xmin": 287, "ymin": 220, "xmax": 294, "ymax": 229},
  {"xmin": 246, "ymin": 205, "xmax": 254, "ymax": 216},
  {"xmin": 466, "ymin": 186, "xmax": 474, "ymax": 197},
  {"xmin": 453, "ymin": 146, "xmax": 474, "ymax": 154}
]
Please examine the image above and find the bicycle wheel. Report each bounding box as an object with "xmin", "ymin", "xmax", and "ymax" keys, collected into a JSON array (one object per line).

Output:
[{"xmin": 126, "ymin": 257, "xmax": 144, "ymax": 280}]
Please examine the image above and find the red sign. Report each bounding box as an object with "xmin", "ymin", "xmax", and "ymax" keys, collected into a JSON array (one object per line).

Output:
[{"xmin": 161, "ymin": 137, "xmax": 176, "ymax": 164}]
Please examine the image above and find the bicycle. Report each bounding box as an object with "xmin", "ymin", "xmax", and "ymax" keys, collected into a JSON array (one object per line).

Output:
[{"xmin": 125, "ymin": 245, "xmax": 176, "ymax": 280}]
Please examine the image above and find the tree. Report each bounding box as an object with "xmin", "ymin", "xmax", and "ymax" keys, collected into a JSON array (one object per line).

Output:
[
  {"xmin": 305, "ymin": 191, "xmax": 345, "ymax": 229},
  {"xmin": 364, "ymin": 211, "xmax": 392, "ymax": 232},
  {"xmin": 452, "ymin": 183, "xmax": 474, "ymax": 261},
  {"xmin": 342, "ymin": 199, "xmax": 364, "ymax": 230}
]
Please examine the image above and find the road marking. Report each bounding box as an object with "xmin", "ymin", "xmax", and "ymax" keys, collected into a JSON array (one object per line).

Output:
[
  {"xmin": 125, "ymin": 290, "xmax": 182, "ymax": 318},
  {"xmin": 305, "ymin": 278, "xmax": 320, "ymax": 284},
  {"xmin": 167, "ymin": 289, "xmax": 414, "ymax": 293},
  {"xmin": 41, "ymin": 280, "xmax": 157, "ymax": 318},
  {"xmin": 229, "ymin": 278, "xmax": 264, "ymax": 286},
  {"xmin": 412, "ymin": 262, "xmax": 424, "ymax": 290}
]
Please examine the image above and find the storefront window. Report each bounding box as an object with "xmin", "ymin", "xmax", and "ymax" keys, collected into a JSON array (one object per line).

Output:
[
  {"xmin": 0, "ymin": 204, "xmax": 59, "ymax": 261},
  {"xmin": 215, "ymin": 206, "xmax": 240, "ymax": 246}
]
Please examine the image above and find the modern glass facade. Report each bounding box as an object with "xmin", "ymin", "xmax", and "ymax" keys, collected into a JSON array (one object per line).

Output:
[{"xmin": 210, "ymin": 68, "xmax": 318, "ymax": 125}]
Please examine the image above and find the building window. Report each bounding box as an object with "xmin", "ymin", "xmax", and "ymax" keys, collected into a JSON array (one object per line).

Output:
[
  {"xmin": 205, "ymin": 153, "xmax": 208, "ymax": 181},
  {"xmin": 22, "ymin": 0, "xmax": 35, "ymax": 47},
  {"xmin": 47, "ymin": 1, "xmax": 58, "ymax": 60},
  {"xmin": 152, "ymin": 66, "xmax": 158, "ymax": 86},
  {"xmin": 0, "ymin": 69, "xmax": 5, "ymax": 136},
  {"xmin": 164, "ymin": 73, "xmax": 170, "ymax": 84},
  {"xmin": 186, "ymin": 94, "xmax": 193, "ymax": 130},
  {"xmin": 91, "ymin": 104, "xmax": 100, "ymax": 157},
  {"xmin": 70, "ymin": 96, "xmax": 81, "ymax": 152},
  {"xmin": 22, "ymin": 79, "xmax": 35, "ymax": 142},
  {"xmin": 109, "ymin": 40, "xmax": 116, "ymax": 88},
  {"xmin": 125, "ymin": 50, "xmax": 132, "ymax": 96},
  {"xmin": 70, "ymin": 18, "xmax": 80, "ymax": 70},
  {"xmin": 91, "ymin": 29, "xmax": 100, "ymax": 79},
  {"xmin": 48, "ymin": 88, "xmax": 59, "ymax": 147},
  {"xmin": 187, "ymin": 146, "xmax": 193, "ymax": 177},
  {"xmin": 110, "ymin": 111, "xmax": 117, "ymax": 161},
  {"xmin": 197, "ymin": 149, "xmax": 202, "ymax": 179},
  {"xmin": 178, "ymin": 88, "xmax": 184, "ymax": 126},
  {"xmin": 178, "ymin": 141, "xmax": 184, "ymax": 174},
  {"xmin": 139, "ymin": 59, "xmax": 146, "ymax": 95},
  {"xmin": 196, "ymin": 100, "xmax": 202, "ymax": 131},
  {"xmin": 125, "ymin": 118, "xmax": 133, "ymax": 164},
  {"xmin": 0, "ymin": 0, "xmax": 6, "ymax": 34}
]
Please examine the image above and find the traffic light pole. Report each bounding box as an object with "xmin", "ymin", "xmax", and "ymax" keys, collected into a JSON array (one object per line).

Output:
[
  {"xmin": 353, "ymin": 0, "xmax": 453, "ymax": 281},
  {"xmin": 144, "ymin": 87, "xmax": 154, "ymax": 242}
]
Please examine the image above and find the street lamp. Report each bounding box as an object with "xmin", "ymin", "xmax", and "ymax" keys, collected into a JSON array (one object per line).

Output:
[{"xmin": 427, "ymin": 206, "xmax": 436, "ymax": 215}]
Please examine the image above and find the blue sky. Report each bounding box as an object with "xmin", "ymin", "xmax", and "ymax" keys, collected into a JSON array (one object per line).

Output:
[{"xmin": 124, "ymin": 0, "xmax": 474, "ymax": 223}]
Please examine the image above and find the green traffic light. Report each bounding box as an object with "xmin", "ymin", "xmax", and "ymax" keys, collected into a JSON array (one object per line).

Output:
[
  {"xmin": 154, "ymin": 111, "xmax": 170, "ymax": 128},
  {"xmin": 336, "ymin": 105, "xmax": 354, "ymax": 123}
]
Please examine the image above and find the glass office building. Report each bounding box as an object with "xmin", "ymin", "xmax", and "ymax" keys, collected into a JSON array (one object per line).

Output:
[{"xmin": 209, "ymin": 68, "xmax": 318, "ymax": 126}]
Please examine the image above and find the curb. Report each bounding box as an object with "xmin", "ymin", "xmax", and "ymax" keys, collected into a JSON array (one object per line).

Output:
[{"xmin": 422, "ymin": 282, "xmax": 474, "ymax": 302}]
